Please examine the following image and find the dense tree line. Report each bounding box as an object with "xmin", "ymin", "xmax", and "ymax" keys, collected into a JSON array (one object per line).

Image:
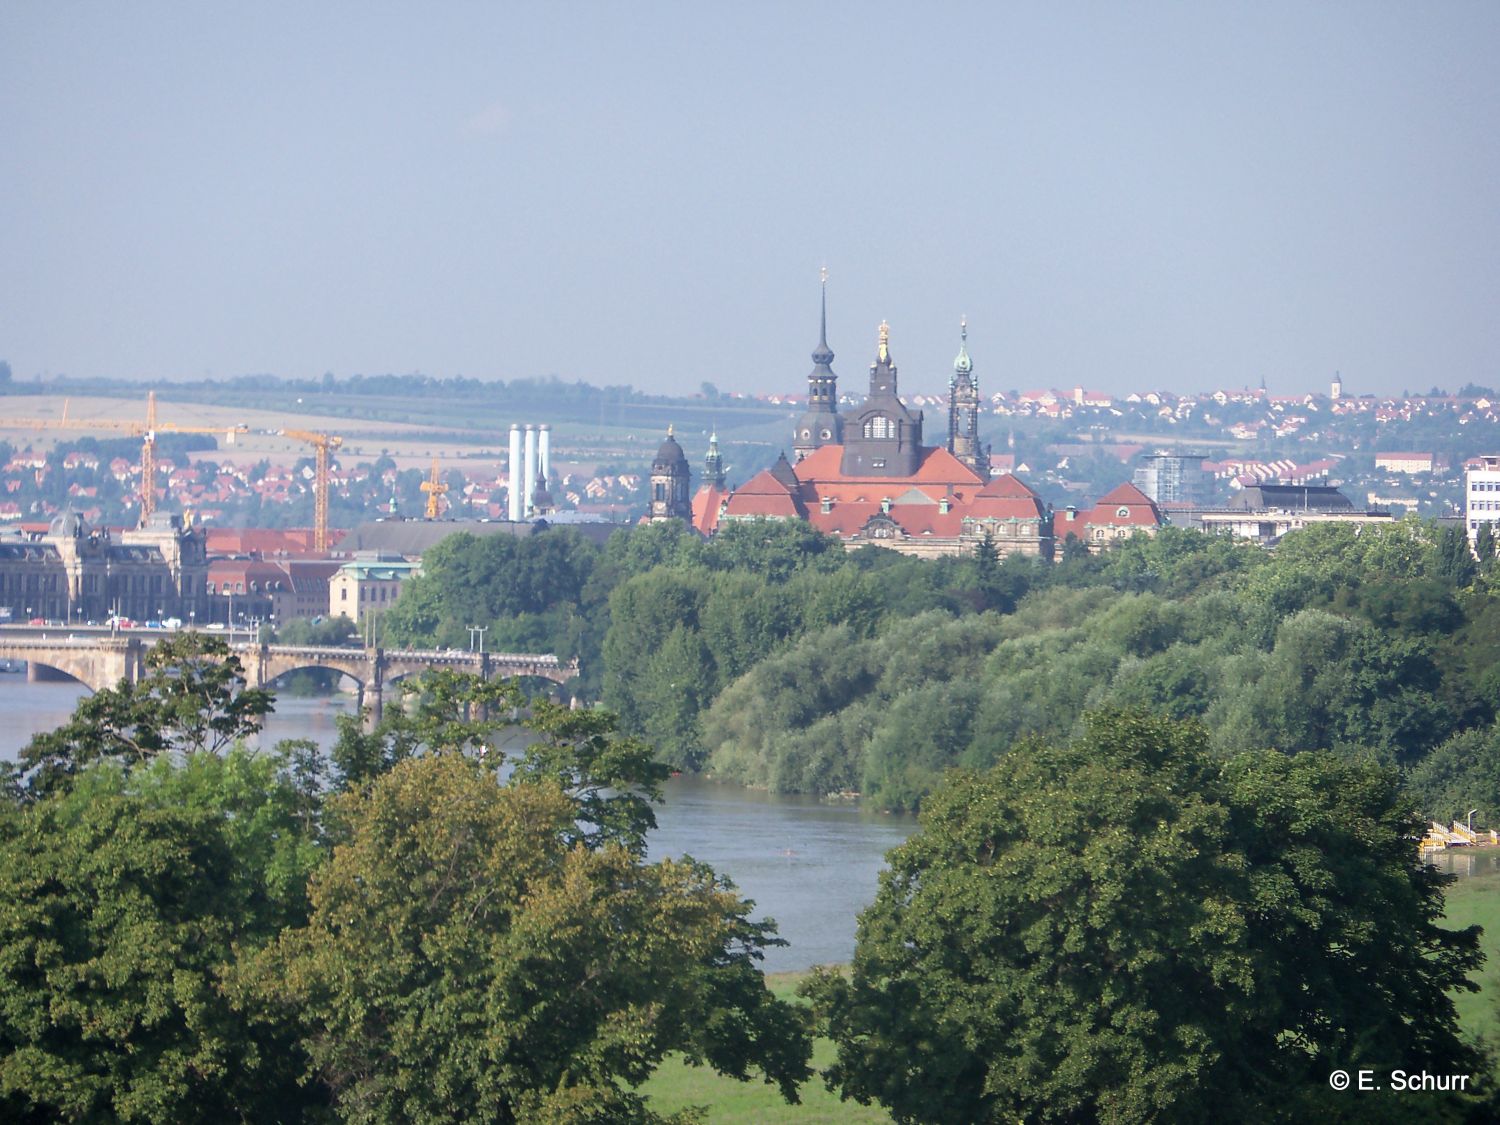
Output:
[{"xmin": 386, "ymin": 516, "xmax": 1500, "ymax": 824}]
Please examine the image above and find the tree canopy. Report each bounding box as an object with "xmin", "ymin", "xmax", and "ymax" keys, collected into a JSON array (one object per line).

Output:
[{"xmin": 804, "ymin": 711, "xmax": 1490, "ymax": 1123}]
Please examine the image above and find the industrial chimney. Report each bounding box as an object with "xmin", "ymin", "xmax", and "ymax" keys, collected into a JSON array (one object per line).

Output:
[{"xmin": 508, "ymin": 424, "xmax": 523, "ymax": 522}]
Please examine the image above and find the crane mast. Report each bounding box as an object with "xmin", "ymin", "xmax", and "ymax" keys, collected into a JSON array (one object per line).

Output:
[
  {"xmin": 421, "ymin": 458, "xmax": 449, "ymax": 519},
  {"xmin": 7, "ymin": 390, "xmax": 246, "ymax": 525},
  {"xmin": 280, "ymin": 429, "xmax": 343, "ymax": 551}
]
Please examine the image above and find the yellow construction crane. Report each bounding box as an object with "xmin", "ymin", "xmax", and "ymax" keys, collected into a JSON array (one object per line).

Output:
[
  {"xmin": 5, "ymin": 391, "xmax": 247, "ymax": 525},
  {"xmin": 280, "ymin": 429, "xmax": 343, "ymax": 551},
  {"xmin": 421, "ymin": 458, "xmax": 449, "ymax": 519}
]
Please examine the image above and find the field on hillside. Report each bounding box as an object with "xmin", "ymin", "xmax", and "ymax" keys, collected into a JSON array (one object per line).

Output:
[{"xmin": 0, "ymin": 391, "xmax": 787, "ymax": 475}]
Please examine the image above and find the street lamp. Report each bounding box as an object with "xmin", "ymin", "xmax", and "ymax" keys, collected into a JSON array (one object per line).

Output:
[{"xmin": 1469, "ymin": 809, "xmax": 1480, "ymax": 834}]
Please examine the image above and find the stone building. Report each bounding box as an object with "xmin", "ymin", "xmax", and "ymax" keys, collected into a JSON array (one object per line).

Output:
[
  {"xmin": 693, "ymin": 305, "xmax": 1050, "ymax": 560},
  {"xmin": 0, "ymin": 511, "xmax": 207, "ymax": 623},
  {"xmin": 648, "ymin": 428, "xmax": 692, "ymax": 522},
  {"xmin": 330, "ymin": 551, "xmax": 421, "ymax": 624}
]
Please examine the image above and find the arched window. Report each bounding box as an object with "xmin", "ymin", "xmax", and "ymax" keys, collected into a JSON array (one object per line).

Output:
[{"xmin": 862, "ymin": 415, "xmax": 895, "ymax": 440}]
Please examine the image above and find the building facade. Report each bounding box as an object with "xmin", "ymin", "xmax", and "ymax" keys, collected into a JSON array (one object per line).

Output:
[
  {"xmin": 330, "ymin": 552, "xmax": 421, "ymax": 624},
  {"xmin": 1466, "ymin": 455, "xmax": 1500, "ymax": 548},
  {"xmin": 648, "ymin": 428, "xmax": 692, "ymax": 522},
  {"xmin": 0, "ymin": 512, "xmax": 207, "ymax": 623}
]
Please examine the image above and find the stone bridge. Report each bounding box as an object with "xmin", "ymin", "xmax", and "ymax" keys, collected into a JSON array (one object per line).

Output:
[{"xmin": 0, "ymin": 633, "xmax": 579, "ymax": 726}]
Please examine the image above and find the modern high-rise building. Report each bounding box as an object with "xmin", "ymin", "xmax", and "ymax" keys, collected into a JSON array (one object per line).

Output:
[{"xmin": 1465, "ymin": 455, "xmax": 1500, "ymax": 547}]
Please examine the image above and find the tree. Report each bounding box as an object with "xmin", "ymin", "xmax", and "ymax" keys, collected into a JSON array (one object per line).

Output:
[
  {"xmin": 16, "ymin": 634, "xmax": 274, "ymax": 796},
  {"xmin": 241, "ymin": 752, "xmax": 812, "ymax": 1123},
  {"xmin": 805, "ymin": 712, "xmax": 1488, "ymax": 1123},
  {"xmin": 1476, "ymin": 523, "xmax": 1498, "ymax": 572},
  {"xmin": 1436, "ymin": 523, "xmax": 1478, "ymax": 587},
  {"xmin": 0, "ymin": 749, "xmax": 323, "ymax": 1122}
]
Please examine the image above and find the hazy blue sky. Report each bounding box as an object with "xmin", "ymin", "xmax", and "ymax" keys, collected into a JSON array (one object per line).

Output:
[{"xmin": 3, "ymin": 2, "xmax": 1497, "ymax": 400}]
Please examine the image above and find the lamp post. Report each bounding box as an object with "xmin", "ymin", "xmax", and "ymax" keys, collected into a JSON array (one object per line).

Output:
[
  {"xmin": 1469, "ymin": 809, "xmax": 1479, "ymax": 834},
  {"xmin": 467, "ymin": 624, "xmax": 488, "ymax": 653}
]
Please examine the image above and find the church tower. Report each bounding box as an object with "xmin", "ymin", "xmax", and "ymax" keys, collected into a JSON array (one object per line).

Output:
[
  {"xmin": 649, "ymin": 426, "xmax": 691, "ymax": 521},
  {"xmin": 793, "ymin": 269, "xmax": 843, "ymax": 461},
  {"xmin": 947, "ymin": 317, "xmax": 987, "ymax": 480},
  {"xmin": 703, "ymin": 430, "xmax": 726, "ymax": 489},
  {"xmin": 839, "ymin": 321, "xmax": 924, "ymax": 477}
]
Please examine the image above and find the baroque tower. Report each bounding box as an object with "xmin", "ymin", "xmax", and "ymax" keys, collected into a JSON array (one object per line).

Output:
[
  {"xmin": 947, "ymin": 317, "xmax": 987, "ymax": 479},
  {"xmin": 839, "ymin": 321, "xmax": 924, "ymax": 477},
  {"xmin": 649, "ymin": 426, "xmax": 692, "ymax": 521},
  {"xmin": 793, "ymin": 269, "xmax": 843, "ymax": 461},
  {"xmin": 703, "ymin": 430, "xmax": 726, "ymax": 490}
]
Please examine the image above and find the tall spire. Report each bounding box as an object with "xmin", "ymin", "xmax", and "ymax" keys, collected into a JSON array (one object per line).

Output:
[
  {"xmin": 953, "ymin": 316, "xmax": 972, "ymax": 383},
  {"xmin": 948, "ymin": 316, "xmax": 986, "ymax": 480},
  {"xmin": 794, "ymin": 267, "xmax": 844, "ymax": 460},
  {"xmin": 811, "ymin": 266, "xmax": 834, "ymax": 370}
]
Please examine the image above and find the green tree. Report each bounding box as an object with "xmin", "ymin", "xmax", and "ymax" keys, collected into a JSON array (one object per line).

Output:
[
  {"xmin": 806, "ymin": 712, "xmax": 1487, "ymax": 1123},
  {"xmin": 15, "ymin": 633, "xmax": 274, "ymax": 796},
  {"xmin": 1476, "ymin": 523, "xmax": 1498, "ymax": 575},
  {"xmin": 1436, "ymin": 523, "xmax": 1479, "ymax": 587},
  {"xmin": 0, "ymin": 750, "xmax": 322, "ymax": 1122},
  {"xmin": 241, "ymin": 753, "xmax": 812, "ymax": 1123}
]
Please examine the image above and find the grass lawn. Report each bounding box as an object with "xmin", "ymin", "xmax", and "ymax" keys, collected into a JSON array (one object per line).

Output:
[
  {"xmin": 638, "ymin": 971, "xmax": 891, "ymax": 1123},
  {"xmin": 1441, "ymin": 867, "xmax": 1500, "ymax": 1044}
]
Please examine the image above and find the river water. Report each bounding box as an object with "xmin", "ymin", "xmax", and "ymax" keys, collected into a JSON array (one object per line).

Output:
[{"xmin": 0, "ymin": 676, "xmax": 913, "ymax": 972}]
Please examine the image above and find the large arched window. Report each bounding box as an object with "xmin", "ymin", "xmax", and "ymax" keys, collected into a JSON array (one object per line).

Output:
[{"xmin": 862, "ymin": 415, "xmax": 895, "ymax": 440}]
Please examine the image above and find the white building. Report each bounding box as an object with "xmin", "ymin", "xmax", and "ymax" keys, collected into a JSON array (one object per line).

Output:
[{"xmin": 1466, "ymin": 455, "xmax": 1500, "ymax": 547}]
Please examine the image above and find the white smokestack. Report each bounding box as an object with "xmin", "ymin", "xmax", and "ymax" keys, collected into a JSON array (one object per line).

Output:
[
  {"xmin": 538, "ymin": 424, "xmax": 551, "ymax": 490},
  {"xmin": 508, "ymin": 424, "xmax": 523, "ymax": 521},
  {"xmin": 523, "ymin": 425, "xmax": 537, "ymax": 519}
]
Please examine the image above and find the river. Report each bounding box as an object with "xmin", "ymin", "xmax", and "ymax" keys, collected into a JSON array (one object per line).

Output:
[{"xmin": 0, "ymin": 676, "xmax": 913, "ymax": 972}]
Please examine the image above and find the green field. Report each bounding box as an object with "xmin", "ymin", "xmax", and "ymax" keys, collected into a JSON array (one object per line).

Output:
[
  {"xmin": 638, "ymin": 972, "xmax": 890, "ymax": 1123},
  {"xmin": 1442, "ymin": 868, "xmax": 1500, "ymax": 1045}
]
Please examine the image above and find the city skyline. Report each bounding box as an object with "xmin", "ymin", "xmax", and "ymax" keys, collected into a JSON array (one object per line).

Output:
[{"xmin": 3, "ymin": 3, "xmax": 1498, "ymax": 401}]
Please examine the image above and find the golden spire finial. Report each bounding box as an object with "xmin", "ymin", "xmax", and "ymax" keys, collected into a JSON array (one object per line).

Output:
[
  {"xmin": 667, "ymin": 423, "xmax": 674, "ymax": 437},
  {"xmin": 877, "ymin": 320, "xmax": 890, "ymax": 362},
  {"xmin": 820, "ymin": 264, "xmax": 829, "ymax": 285}
]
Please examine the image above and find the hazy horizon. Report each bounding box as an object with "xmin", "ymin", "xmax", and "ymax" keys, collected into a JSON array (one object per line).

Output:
[{"xmin": 3, "ymin": 3, "xmax": 1497, "ymax": 402}]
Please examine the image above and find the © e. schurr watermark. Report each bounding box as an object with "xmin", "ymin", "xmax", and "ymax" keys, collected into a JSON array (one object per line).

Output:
[{"xmin": 1328, "ymin": 1069, "xmax": 1471, "ymax": 1093}]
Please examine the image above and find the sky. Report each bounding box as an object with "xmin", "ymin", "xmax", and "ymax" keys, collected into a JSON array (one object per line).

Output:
[{"xmin": 3, "ymin": 2, "xmax": 1498, "ymax": 402}]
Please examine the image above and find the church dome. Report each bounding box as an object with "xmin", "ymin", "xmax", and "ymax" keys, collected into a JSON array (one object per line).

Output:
[
  {"xmin": 652, "ymin": 428, "xmax": 688, "ymax": 472},
  {"xmin": 49, "ymin": 509, "xmax": 89, "ymax": 537}
]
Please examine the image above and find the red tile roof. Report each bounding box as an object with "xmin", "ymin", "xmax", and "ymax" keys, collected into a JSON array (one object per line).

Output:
[
  {"xmin": 1082, "ymin": 482, "xmax": 1162, "ymax": 527},
  {"xmin": 691, "ymin": 484, "xmax": 729, "ymax": 535}
]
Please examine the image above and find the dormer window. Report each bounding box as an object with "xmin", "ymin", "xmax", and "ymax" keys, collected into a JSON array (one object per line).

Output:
[
  {"xmin": 1117, "ymin": 506, "xmax": 1131, "ymax": 518},
  {"xmin": 863, "ymin": 416, "xmax": 896, "ymax": 440}
]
